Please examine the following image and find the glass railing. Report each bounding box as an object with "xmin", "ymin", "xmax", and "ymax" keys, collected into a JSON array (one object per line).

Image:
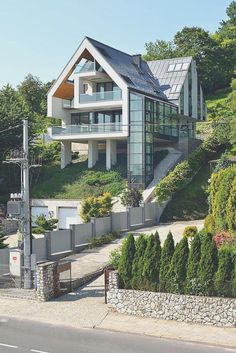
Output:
[
  {"xmin": 80, "ymin": 89, "xmax": 122, "ymax": 103},
  {"xmin": 51, "ymin": 123, "xmax": 122, "ymax": 136},
  {"xmin": 74, "ymin": 61, "xmax": 95, "ymax": 74}
]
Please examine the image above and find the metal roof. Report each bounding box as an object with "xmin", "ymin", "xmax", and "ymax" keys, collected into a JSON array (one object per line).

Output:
[
  {"xmin": 147, "ymin": 57, "xmax": 193, "ymax": 100},
  {"xmin": 86, "ymin": 37, "xmax": 168, "ymax": 101}
]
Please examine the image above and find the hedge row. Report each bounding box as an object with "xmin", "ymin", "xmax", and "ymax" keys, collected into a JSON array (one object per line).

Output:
[
  {"xmin": 155, "ymin": 128, "xmax": 228, "ymax": 203},
  {"xmin": 117, "ymin": 231, "xmax": 236, "ymax": 298}
]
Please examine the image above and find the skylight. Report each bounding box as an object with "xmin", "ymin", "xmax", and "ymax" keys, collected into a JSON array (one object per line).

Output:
[
  {"xmin": 170, "ymin": 84, "xmax": 182, "ymax": 93},
  {"xmin": 167, "ymin": 62, "xmax": 189, "ymax": 72}
]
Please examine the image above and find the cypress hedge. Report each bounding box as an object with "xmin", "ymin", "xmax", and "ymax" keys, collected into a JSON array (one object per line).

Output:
[
  {"xmin": 118, "ymin": 233, "xmax": 135, "ymax": 289},
  {"xmin": 166, "ymin": 237, "xmax": 189, "ymax": 294},
  {"xmin": 185, "ymin": 233, "xmax": 201, "ymax": 294},
  {"xmin": 131, "ymin": 234, "xmax": 147, "ymax": 290},
  {"xmin": 159, "ymin": 232, "xmax": 175, "ymax": 292},
  {"xmin": 142, "ymin": 232, "xmax": 161, "ymax": 291},
  {"xmin": 214, "ymin": 246, "xmax": 233, "ymax": 297}
]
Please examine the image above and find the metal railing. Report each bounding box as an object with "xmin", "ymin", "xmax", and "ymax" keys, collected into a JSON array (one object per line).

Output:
[
  {"xmin": 80, "ymin": 89, "xmax": 122, "ymax": 103},
  {"xmin": 51, "ymin": 123, "xmax": 123, "ymax": 136}
]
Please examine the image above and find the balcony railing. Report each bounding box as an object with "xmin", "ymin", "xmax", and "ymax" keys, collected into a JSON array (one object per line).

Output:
[
  {"xmin": 74, "ymin": 61, "xmax": 95, "ymax": 74},
  {"xmin": 80, "ymin": 89, "xmax": 122, "ymax": 103},
  {"xmin": 51, "ymin": 123, "xmax": 122, "ymax": 136}
]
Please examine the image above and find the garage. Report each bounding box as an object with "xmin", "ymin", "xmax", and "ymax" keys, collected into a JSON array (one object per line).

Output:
[
  {"xmin": 31, "ymin": 206, "xmax": 49, "ymax": 226},
  {"xmin": 58, "ymin": 207, "xmax": 79, "ymax": 229}
]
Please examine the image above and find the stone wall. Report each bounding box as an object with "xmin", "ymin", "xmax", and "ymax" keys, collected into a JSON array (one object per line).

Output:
[
  {"xmin": 107, "ymin": 271, "xmax": 236, "ymax": 328},
  {"xmin": 2, "ymin": 219, "xmax": 18, "ymax": 235},
  {"xmin": 36, "ymin": 261, "xmax": 60, "ymax": 301}
]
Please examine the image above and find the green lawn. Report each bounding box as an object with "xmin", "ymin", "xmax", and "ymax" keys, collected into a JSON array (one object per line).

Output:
[
  {"xmin": 161, "ymin": 163, "xmax": 210, "ymax": 222},
  {"xmin": 31, "ymin": 154, "xmax": 127, "ymax": 199},
  {"xmin": 206, "ymin": 87, "xmax": 231, "ymax": 109}
]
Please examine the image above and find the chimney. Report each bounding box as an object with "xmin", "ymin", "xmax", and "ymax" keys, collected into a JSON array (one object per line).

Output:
[{"xmin": 132, "ymin": 54, "xmax": 142, "ymax": 68}]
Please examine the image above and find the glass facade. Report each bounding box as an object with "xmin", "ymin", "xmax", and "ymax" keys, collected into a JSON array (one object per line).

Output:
[{"xmin": 128, "ymin": 92, "xmax": 179, "ymax": 189}]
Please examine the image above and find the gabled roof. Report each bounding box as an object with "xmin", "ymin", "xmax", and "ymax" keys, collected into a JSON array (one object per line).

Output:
[
  {"xmin": 86, "ymin": 37, "xmax": 167, "ymax": 101},
  {"xmin": 147, "ymin": 57, "xmax": 193, "ymax": 100}
]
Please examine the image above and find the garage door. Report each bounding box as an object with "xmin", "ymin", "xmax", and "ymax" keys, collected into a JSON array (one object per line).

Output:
[
  {"xmin": 31, "ymin": 206, "xmax": 49, "ymax": 226},
  {"xmin": 58, "ymin": 207, "xmax": 78, "ymax": 229}
]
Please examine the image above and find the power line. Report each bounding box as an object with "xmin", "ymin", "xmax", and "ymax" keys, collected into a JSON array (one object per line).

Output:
[{"xmin": 0, "ymin": 124, "xmax": 22, "ymax": 134}]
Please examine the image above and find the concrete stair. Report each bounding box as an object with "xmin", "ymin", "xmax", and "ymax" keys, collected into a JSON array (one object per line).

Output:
[{"xmin": 143, "ymin": 148, "xmax": 183, "ymax": 203}]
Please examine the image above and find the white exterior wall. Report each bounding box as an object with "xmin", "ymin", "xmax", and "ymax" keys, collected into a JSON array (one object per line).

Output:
[
  {"xmin": 61, "ymin": 141, "xmax": 72, "ymax": 169},
  {"xmin": 47, "ymin": 97, "xmax": 71, "ymax": 125},
  {"xmin": 183, "ymin": 74, "xmax": 189, "ymax": 117}
]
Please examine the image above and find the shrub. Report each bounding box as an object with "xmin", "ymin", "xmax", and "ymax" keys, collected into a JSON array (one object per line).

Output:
[
  {"xmin": 214, "ymin": 153, "xmax": 231, "ymax": 172},
  {"xmin": 204, "ymin": 214, "xmax": 215, "ymax": 234},
  {"xmin": 226, "ymin": 177, "xmax": 236, "ymax": 235},
  {"xmin": 131, "ymin": 234, "xmax": 147, "ymax": 290},
  {"xmin": 183, "ymin": 226, "xmax": 198, "ymax": 239},
  {"xmin": 198, "ymin": 234, "xmax": 218, "ymax": 295},
  {"xmin": 0, "ymin": 225, "xmax": 7, "ymax": 249},
  {"xmin": 214, "ymin": 246, "xmax": 234, "ymax": 297},
  {"xmin": 231, "ymin": 78, "xmax": 236, "ymax": 91},
  {"xmin": 32, "ymin": 212, "xmax": 58, "ymax": 234},
  {"xmin": 159, "ymin": 232, "xmax": 175, "ymax": 291},
  {"xmin": 166, "ymin": 237, "xmax": 189, "ymax": 294},
  {"xmin": 80, "ymin": 192, "xmax": 112, "ymax": 223},
  {"xmin": 213, "ymin": 231, "xmax": 233, "ymax": 249},
  {"xmin": 89, "ymin": 232, "xmax": 119, "ymax": 249},
  {"xmin": 121, "ymin": 188, "xmax": 143, "ymax": 208},
  {"xmin": 185, "ymin": 233, "xmax": 201, "ymax": 294},
  {"xmin": 118, "ymin": 233, "xmax": 135, "ymax": 289},
  {"xmin": 142, "ymin": 232, "xmax": 161, "ymax": 291},
  {"xmin": 232, "ymin": 260, "xmax": 236, "ymax": 297},
  {"xmin": 109, "ymin": 247, "xmax": 122, "ymax": 269}
]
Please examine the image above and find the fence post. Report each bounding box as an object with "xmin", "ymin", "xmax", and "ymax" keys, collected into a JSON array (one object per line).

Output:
[
  {"xmin": 91, "ymin": 217, "xmax": 96, "ymax": 238},
  {"xmin": 126, "ymin": 206, "xmax": 131, "ymax": 230},
  {"xmin": 45, "ymin": 231, "xmax": 51, "ymax": 261},
  {"xmin": 70, "ymin": 225, "xmax": 75, "ymax": 252},
  {"xmin": 141, "ymin": 203, "xmax": 145, "ymax": 226}
]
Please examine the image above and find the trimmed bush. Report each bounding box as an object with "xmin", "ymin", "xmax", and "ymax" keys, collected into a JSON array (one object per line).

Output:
[
  {"xmin": 198, "ymin": 234, "xmax": 218, "ymax": 295},
  {"xmin": 166, "ymin": 237, "xmax": 189, "ymax": 294},
  {"xmin": 131, "ymin": 234, "xmax": 147, "ymax": 290},
  {"xmin": 142, "ymin": 232, "xmax": 161, "ymax": 291},
  {"xmin": 226, "ymin": 177, "xmax": 236, "ymax": 234},
  {"xmin": 109, "ymin": 247, "xmax": 122, "ymax": 270},
  {"xmin": 80, "ymin": 192, "xmax": 112, "ymax": 223},
  {"xmin": 118, "ymin": 233, "xmax": 135, "ymax": 289},
  {"xmin": 183, "ymin": 226, "xmax": 198, "ymax": 239},
  {"xmin": 185, "ymin": 233, "xmax": 201, "ymax": 294},
  {"xmin": 159, "ymin": 232, "xmax": 175, "ymax": 292},
  {"xmin": 204, "ymin": 214, "xmax": 215, "ymax": 234},
  {"xmin": 232, "ymin": 260, "xmax": 236, "ymax": 297},
  {"xmin": 214, "ymin": 246, "xmax": 233, "ymax": 297}
]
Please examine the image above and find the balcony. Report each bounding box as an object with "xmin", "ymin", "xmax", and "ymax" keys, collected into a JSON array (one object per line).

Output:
[
  {"xmin": 51, "ymin": 123, "xmax": 123, "ymax": 137},
  {"xmin": 80, "ymin": 89, "xmax": 122, "ymax": 103}
]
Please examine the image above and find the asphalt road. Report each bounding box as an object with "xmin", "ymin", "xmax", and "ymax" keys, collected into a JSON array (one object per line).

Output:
[{"xmin": 0, "ymin": 317, "xmax": 235, "ymax": 353}]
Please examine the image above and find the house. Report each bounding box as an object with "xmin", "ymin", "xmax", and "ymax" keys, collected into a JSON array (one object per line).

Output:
[{"xmin": 47, "ymin": 37, "xmax": 205, "ymax": 190}]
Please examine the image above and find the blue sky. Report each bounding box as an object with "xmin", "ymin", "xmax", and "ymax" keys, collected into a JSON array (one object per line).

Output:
[{"xmin": 0, "ymin": 0, "xmax": 230, "ymax": 88}]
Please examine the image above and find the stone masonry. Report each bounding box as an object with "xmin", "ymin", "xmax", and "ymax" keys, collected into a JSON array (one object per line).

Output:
[
  {"xmin": 36, "ymin": 261, "xmax": 60, "ymax": 301},
  {"xmin": 107, "ymin": 271, "xmax": 236, "ymax": 328}
]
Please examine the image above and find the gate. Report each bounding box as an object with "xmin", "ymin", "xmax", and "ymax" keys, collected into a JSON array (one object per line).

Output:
[{"xmin": 57, "ymin": 261, "xmax": 72, "ymax": 295}]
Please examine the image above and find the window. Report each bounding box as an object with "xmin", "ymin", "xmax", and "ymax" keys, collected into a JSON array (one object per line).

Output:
[
  {"xmin": 182, "ymin": 62, "xmax": 189, "ymax": 71},
  {"xmin": 170, "ymin": 84, "xmax": 182, "ymax": 93},
  {"xmin": 167, "ymin": 62, "xmax": 190, "ymax": 72},
  {"xmin": 167, "ymin": 64, "xmax": 175, "ymax": 72}
]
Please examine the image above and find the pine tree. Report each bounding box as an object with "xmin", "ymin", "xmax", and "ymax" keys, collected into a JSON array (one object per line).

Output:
[
  {"xmin": 118, "ymin": 233, "xmax": 135, "ymax": 289},
  {"xmin": 142, "ymin": 232, "xmax": 162, "ymax": 291},
  {"xmin": 214, "ymin": 246, "xmax": 233, "ymax": 297},
  {"xmin": 166, "ymin": 237, "xmax": 189, "ymax": 294},
  {"xmin": 198, "ymin": 234, "xmax": 218, "ymax": 295},
  {"xmin": 0, "ymin": 225, "xmax": 7, "ymax": 249},
  {"xmin": 185, "ymin": 233, "xmax": 201, "ymax": 294},
  {"xmin": 131, "ymin": 234, "xmax": 147, "ymax": 290},
  {"xmin": 159, "ymin": 232, "xmax": 175, "ymax": 292}
]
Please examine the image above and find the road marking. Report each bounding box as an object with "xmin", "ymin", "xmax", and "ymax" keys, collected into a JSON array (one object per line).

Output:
[
  {"xmin": 30, "ymin": 349, "xmax": 50, "ymax": 353},
  {"xmin": 0, "ymin": 342, "xmax": 18, "ymax": 349}
]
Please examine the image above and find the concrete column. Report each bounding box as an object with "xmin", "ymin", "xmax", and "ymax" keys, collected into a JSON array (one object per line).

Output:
[
  {"xmin": 61, "ymin": 141, "xmax": 72, "ymax": 169},
  {"xmin": 106, "ymin": 140, "xmax": 117, "ymax": 170},
  {"xmin": 191, "ymin": 61, "xmax": 198, "ymax": 119},
  {"xmin": 88, "ymin": 140, "xmax": 98, "ymax": 168}
]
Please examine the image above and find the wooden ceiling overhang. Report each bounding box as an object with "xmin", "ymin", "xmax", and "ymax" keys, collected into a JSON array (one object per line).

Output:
[{"xmin": 53, "ymin": 49, "xmax": 94, "ymax": 100}]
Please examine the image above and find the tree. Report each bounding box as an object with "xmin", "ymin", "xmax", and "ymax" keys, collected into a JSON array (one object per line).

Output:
[
  {"xmin": 226, "ymin": 1, "xmax": 236, "ymax": 24},
  {"xmin": 214, "ymin": 246, "xmax": 233, "ymax": 296},
  {"xmin": 185, "ymin": 233, "xmax": 201, "ymax": 294},
  {"xmin": 131, "ymin": 234, "xmax": 147, "ymax": 290},
  {"xmin": 159, "ymin": 231, "xmax": 175, "ymax": 291},
  {"xmin": 0, "ymin": 225, "xmax": 7, "ymax": 249},
  {"xmin": 121, "ymin": 188, "xmax": 143, "ymax": 208},
  {"xmin": 18, "ymin": 74, "xmax": 44, "ymax": 115},
  {"xmin": 33, "ymin": 212, "xmax": 58, "ymax": 234},
  {"xmin": 80, "ymin": 192, "xmax": 112, "ymax": 223},
  {"xmin": 214, "ymin": 153, "xmax": 231, "ymax": 172},
  {"xmin": 118, "ymin": 233, "xmax": 136, "ymax": 288},
  {"xmin": 232, "ymin": 259, "xmax": 236, "ymax": 297},
  {"xmin": 166, "ymin": 237, "xmax": 189, "ymax": 294},
  {"xmin": 198, "ymin": 234, "xmax": 218, "ymax": 295},
  {"xmin": 183, "ymin": 226, "xmax": 198, "ymax": 240},
  {"xmin": 143, "ymin": 40, "xmax": 177, "ymax": 61},
  {"xmin": 142, "ymin": 232, "xmax": 161, "ymax": 291}
]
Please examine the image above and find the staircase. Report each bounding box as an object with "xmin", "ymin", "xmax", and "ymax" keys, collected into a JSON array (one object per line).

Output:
[{"xmin": 143, "ymin": 148, "xmax": 183, "ymax": 203}]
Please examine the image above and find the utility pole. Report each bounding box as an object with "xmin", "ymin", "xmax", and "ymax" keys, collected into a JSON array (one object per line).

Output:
[{"xmin": 22, "ymin": 119, "xmax": 31, "ymax": 289}]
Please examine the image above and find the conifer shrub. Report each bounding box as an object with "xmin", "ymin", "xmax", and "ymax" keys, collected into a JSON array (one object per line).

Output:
[
  {"xmin": 198, "ymin": 233, "xmax": 218, "ymax": 295},
  {"xmin": 159, "ymin": 232, "xmax": 175, "ymax": 292},
  {"xmin": 232, "ymin": 259, "xmax": 236, "ymax": 297},
  {"xmin": 142, "ymin": 232, "xmax": 161, "ymax": 291},
  {"xmin": 183, "ymin": 226, "xmax": 198, "ymax": 240},
  {"xmin": 166, "ymin": 237, "xmax": 189, "ymax": 294},
  {"xmin": 185, "ymin": 233, "xmax": 201, "ymax": 294},
  {"xmin": 214, "ymin": 246, "xmax": 234, "ymax": 297},
  {"xmin": 118, "ymin": 233, "xmax": 135, "ymax": 289},
  {"xmin": 131, "ymin": 234, "xmax": 147, "ymax": 290}
]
